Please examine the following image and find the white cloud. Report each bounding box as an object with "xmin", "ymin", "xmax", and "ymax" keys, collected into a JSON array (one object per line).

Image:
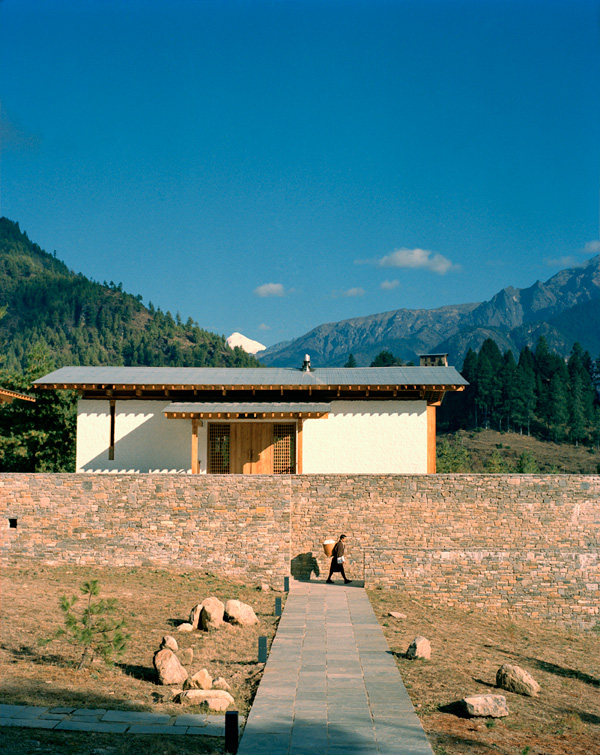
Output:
[
  {"xmin": 584, "ymin": 240, "xmax": 600, "ymax": 254},
  {"xmin": 254, "ymin": 282, "xmax": 286, "ymax": 298},
  {"xmin": 545, "ymin": 255, "xmax": 579, "ymax": 268},
  {"xmin": 331, "ymin": 287, "xmax": 365, "ymax": 299},
  {"xmin": 380, "ymin": 279, "xmax": 399, "ymax": 290},
  {"xmin": 376, "ymin": 248, "xmax": 459, "ymax": 275},
  {"xmin": 258, "ymin": 323, "xmax": 271, "ymax": 331},
  {"xmin": 357, "ymin": 247, "xmax": 459, "ymax": 275}
]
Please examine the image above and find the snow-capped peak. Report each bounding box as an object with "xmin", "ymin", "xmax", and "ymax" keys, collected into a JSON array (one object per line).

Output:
[{"xmin": 227, "ymin": 332, "xmax": 266, "ymax": 355}]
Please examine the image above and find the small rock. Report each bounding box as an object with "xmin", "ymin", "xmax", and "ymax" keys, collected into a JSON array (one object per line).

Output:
[
  {"xmin": 406, "ymin": 636, "xmax": 431, "ymax": 660},
  {"xmin": 388, "ymin": 611, "xmax": 407, "ymax": 619},
  {"xmin": 184, "ymin": 668, "xmax": 213, "ymax": 690},
  {"xmin": 462, "ymin": 694, "xmax": 509, "ymax": 718},
  {"xmin": 189, "ymin": 601, "xmax": 206, "ymax": 630},
  {"xmin": 161, "ymin": 635, "xmax": 178, "ymax": 652},
  {"xmin": 177, "ymin": 622, "xmax": 194, "ymax": 632},
  {"xmin": 178, "ymin": 648, "xmax": 194, "ymax": 667},
  {"xmin": 260, "ymin": 583, "xmax": 271, "ymax": 592},
  {"xmin": 225, "ymin": 599, "xmax": 258, "ymax": 626},
  {"xmin": 152, "ymin": 687, "xmax": 182, "ymax": 702},
  {"xmin": 177, "ymin": 689, "xmax": 235, "ymax": 711},
  {"xmin": 496, "ymin": 664, "xmax": 541, "ymax": 697},
  {"xmin": 201, "ymin": 597, "xmax": 225, "ymax": 631},
  {"xmin": 153, "ymin": 648, "xmax": 188, "ymax": 686},
  {"xmin": 213, "ymin": 677, "xmax": 231, "ymax": 691}
]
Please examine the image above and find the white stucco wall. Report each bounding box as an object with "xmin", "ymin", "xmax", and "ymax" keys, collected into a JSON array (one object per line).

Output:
[
  {"xmin": 77, "ymin": 399, "xmax": 428, "ymax": 474},
  {"xmin": 77, "ymin": 400, "xmax": 193, "ymax": 473},
  {"xmin": 302, "ymin": 400, "xmax": 428, "ymax": 474}
]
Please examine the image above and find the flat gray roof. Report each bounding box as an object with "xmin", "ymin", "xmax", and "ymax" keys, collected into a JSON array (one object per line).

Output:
[{"xmin": 34, "ymin": 365, "xmax": 467, "ymax": 387}]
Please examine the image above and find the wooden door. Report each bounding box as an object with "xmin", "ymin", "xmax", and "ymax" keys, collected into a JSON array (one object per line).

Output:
[{"xmin": 230, "ymin": 423, "xmax": 274, "ymax": 474}]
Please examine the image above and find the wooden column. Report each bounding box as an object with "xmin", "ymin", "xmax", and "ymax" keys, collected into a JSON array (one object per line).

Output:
[
  {"xmin": 427, "ymin": 405, "xmax": 436, "ymax": 474},
  {"xmin": 108, "ymin": 400, "xmax": 116, "ymax": 460},
  {"xmin": 297, "ymin": 419, "xmax": 303, "ymax": 474},
  {"xmin": 191, "ymin": 419, "xmax": 199, "ymax": 474}
]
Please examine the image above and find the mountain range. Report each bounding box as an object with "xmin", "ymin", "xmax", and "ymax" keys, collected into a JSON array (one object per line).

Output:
[{"xmin": 258, "ymin": 255, "xmax": 600, "ymax": 367}]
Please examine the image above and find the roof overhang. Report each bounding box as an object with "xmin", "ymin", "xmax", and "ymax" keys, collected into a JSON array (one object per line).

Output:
[
  {"xmin": 0, "ymin": 387, "xmax": 36, "ymax": 404},
  {"xmin": 163, "ymin": 402, "xmax": 331, "ymax": 420}
]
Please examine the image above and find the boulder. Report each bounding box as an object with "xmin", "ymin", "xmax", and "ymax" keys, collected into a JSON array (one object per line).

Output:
[
  {"xmin": 406, "ymin": 636, "xmax": 431, "ymax": 660},
  {"xmin": 388, "ymin": 611, "xmax": 407, "ymax": 619},
  {"xmin": 160, "ymin": 635, "xmax": 178, "ymax": 652},
  {"xmin": 225, "ymin": 599, "xmax": 258, "ymax": 626},
  {"xmin": 153, "ymin": 648, "xmax": 188, "ymax": 686},
  {"xmin": 184, "ymin": 668, "xmax": 212, "ymax": 690},
  {"xmin": 177, "ymin": 689, "xmax": 235, "ymax": 711},
  {"xmin": 201, "ymin": 597, "xmax": 225, "ymax": 630},
  {"xmin": 177, "ymin": 648, "xmax": 194, "ymax": 667},
  {"xmin": 260, "ymin": 583, "xmax": 271, "ymax": 592},
  {"xmin": 177, "ymin": 622, "xmax": 194, "ymax": 632},
  {"xmin": 462, "ymin": 694, "xmax": 509, "ymax": 718},
  {"xmin": 213, "ymin": 677, "xmax": 232, "ymax": 691},
  {"xmin": 496, "ymin": 664, "xmax": 540, "ymax": 697},
  {"xmin": 189, "ymin": 601, "xmax": 206, "ymax": 630}
]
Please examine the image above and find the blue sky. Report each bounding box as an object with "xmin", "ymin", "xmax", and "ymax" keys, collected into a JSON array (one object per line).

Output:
[{"xmin": 1, "ymin": 0, "xmax": 599, "ymax": 349}]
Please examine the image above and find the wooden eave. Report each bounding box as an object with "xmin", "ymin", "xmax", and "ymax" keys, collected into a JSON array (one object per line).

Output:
[
  {"xmin": 165, "ymin": 410, "xmax": 329, "ymax": 420},
  {"xmin": 37, "ymin": 382, "xmax": 466, "ymax": 402},
  {"xmin": 0, "ymin": 387, "xmax": 36, "ymax": 404}
]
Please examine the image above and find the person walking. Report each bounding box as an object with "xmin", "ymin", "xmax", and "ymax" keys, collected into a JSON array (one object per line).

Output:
[{"xmin": 326, "ymin": 534, "xmax": 352, "ymax": 584}]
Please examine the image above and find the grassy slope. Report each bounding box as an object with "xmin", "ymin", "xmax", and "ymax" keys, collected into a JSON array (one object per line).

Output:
[{"xmin": 440, "ymin": 428, "xmax": 600, "ymax": 474}]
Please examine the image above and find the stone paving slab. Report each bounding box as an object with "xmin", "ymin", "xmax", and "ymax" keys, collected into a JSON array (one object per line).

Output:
[
  {"xmin": 237, "ymin": 579, "xmax": 434, "ymax": 755},
  {"xmin": 0, "ymin": 702, "xmax": 243, "ymax": 740}
]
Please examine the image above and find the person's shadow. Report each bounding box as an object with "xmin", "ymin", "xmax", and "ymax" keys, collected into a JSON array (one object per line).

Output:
[{"xmin": 290, "ymin": 552, "xmax": 320, "ymax": 581}]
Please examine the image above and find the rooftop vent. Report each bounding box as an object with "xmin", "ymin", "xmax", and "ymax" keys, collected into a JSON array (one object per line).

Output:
[{"xmin": 302, "ymin": 354, "xmax": 311, "ymax": 372}]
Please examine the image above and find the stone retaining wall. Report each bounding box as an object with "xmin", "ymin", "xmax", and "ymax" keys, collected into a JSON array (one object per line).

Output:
[{"xmin": 1, "ymin": 474, "xmax": 599, "ymax": 627}]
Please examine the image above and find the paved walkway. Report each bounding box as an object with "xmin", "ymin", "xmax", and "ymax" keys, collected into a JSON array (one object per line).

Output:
[
  {"xmin": 0, "ymin": 704, "xmax": 228, "ymax": 737},
  {"xmin": 237, "ymin": 579, "xmax": 434, "ymax": 755}
]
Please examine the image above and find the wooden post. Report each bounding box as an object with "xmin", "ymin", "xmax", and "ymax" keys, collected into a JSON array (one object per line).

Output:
[
  {"xmin": 191, "ymin": 418, "xmax": 199, "ymax": 474},
  {"xmin": 108, "ymin": 400, "xmax": 116, "ymax": 460},
  {"xmin": 427, "ymin": 405, "xmax": 436, "ymax": 474},
  {"xmin": 297, "ymin": 419, "xmax": 303, "ymax": 474}
]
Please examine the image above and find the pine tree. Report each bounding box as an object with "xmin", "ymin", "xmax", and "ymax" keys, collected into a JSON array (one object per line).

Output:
[
  {"xmin": 500, "ymin": 350, "xmax": 518, "ymax": 432},
  {"xmin": 370, "ymin": 350, "xmax": 402, "ymax": 367},
  {"xmin": 568, "ymin": 372, "xmax": 586, "ymax": 446},
  {"xmin": 513, "ymin": 348, "xmax": 537, "ymax": 436},
  {"xmin": 546, "ymin": 369, "xmax": 569, "ymax": 441},
  {"xmin": 344, "ymin": 353, "xmax": 357, "ymax": 368}
]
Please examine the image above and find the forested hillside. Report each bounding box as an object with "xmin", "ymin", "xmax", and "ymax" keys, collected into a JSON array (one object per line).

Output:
[
  {"xmin": 0, "ymin": 217, "xmax": 259, "ymax": 372},
  {"xmin": 0, "ymin": 217, "xmax": 260, "ymax": 473},
  {"xmin": 439, "ymin": 337, "xmax": 600, "ymax": 448}
]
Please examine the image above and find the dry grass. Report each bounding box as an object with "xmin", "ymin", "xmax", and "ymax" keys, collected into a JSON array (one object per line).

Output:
[
  {"xmin": 368, "ymin": 588, "xmax": 600, "ymax": 755},
  {"xmin": 443, "ymin": 428, "xmax": 600, "ymax": 474},
  {"xmin": 0, "ymin": 563, "xmax": 283, "ymax": 754},
  {"xmin": 3, "ymin": 563, "xmax": 599, "ymax": 755}
]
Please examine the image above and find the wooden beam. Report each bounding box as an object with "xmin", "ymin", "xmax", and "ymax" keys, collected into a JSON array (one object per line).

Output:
[
  {"xmin": 108, "ymin": 400, "xmax": 116, "ymax": 461},
  {"xmin": 191, "ymin": 419, "xmax": 199, "ymax": 474},
  {"xmin": 297, "ymin": 418, "xmax": 303, "ymax": 474},
  {"xmin": 427, "ymin": 404, "xmax": 436, "ymax": 474}
]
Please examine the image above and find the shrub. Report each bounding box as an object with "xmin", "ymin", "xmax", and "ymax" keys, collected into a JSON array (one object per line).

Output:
[{"xmin": 41, "ymin": 579, "xmax": 130, "ymax": 669}]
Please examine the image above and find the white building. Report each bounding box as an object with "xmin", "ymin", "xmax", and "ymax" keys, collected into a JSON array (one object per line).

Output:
[{"xmin": 34, "ymin": 360, "xmax": 467, "ymax": 474}]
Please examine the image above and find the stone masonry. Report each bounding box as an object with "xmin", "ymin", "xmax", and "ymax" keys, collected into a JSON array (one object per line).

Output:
[{"xmin": 1, "ymin": 473, "xmax": 599, "ymax": 628}]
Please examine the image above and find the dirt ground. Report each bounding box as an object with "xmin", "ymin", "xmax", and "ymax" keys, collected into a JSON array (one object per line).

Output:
[
  {"xmin": 368, "ymin": 589, "xmax": 600, "ymax": 755},
  {"xmin": 441, "ymin": 428, "xmax": 600, "ymax": 474},
  {"xmin": 2, "ymin": 564, "xmax": 599, "ymax": 755},
  {"xmin": 0, "ymin": 563, "xmax": 283, "ymax": 755}
]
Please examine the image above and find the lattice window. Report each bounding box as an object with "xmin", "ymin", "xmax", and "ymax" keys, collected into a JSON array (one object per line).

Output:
[
  {"xmin": 273, "ymin": 424, "xmax": 296, "ymax": 474},
  {"xmin": 208, "ymin": 424, "xmax": 230, "ymax": 474}
]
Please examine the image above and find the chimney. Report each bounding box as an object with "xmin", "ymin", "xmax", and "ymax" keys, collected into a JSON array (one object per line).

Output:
[{"xmin": 302, "ymin": 354, "xmax": 311, "ymax": 372}]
